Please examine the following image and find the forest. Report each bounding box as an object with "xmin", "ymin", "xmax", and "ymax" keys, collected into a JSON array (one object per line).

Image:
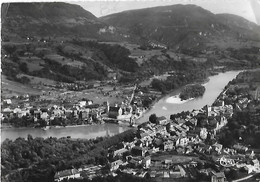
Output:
[
  {"xmin": 1, "ymin": 129, "xmax": 137, "ymax": 182},
  {"xmin": 179, "ymin": 84, "xmax": 205, "ymax": 100}
]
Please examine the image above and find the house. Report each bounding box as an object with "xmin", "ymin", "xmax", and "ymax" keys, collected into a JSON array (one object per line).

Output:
[
  {"xmin": 34, "ymin": 110, "xmax": 41, "ymax": 119},
  {"xmin": 187, "ymin": 132, "xmax": 201, "ymax": 144},
  {"xmin": 54, "ymin": 169, "xmax": 81, "ymax": 182},
  {"xmin": 153, "ymin": 138, "xmax": 163, "ymax": 148},
  {"xmin": 174, "ymin": 118, "xmax": 186, "ymax": 125},
  {"xmin": 185, "ymin": 118, "xmax": 198, "ymax": 127},
  {"xmin": 215, "ymin": 115, "xmax": 228, "ymax": 130},
  {"xmin": 78, "ymin": 101, "xmax": 86, "ymax": 107},
  {"xmin": 176, "ymin": 137, "xmax": 189, "ymax": 147},
  {"xmin": 81, "ymin": 110, "xmax": 90, "ymax": 120},
  {"xmin": 41, "ymin": 112, "xmax": 49, "ymax": 121},
  {"xmin": 80, "ymin": 165, "xmax": 102, "ymax": 180},
  {"xmin": 166, "ymin": 122, "xmax": 177, "ymax": 132},
  {"xmin": 169, "ymin": 165, "xmax": 186, "ymax": 178},
  {"xmin": 13, "ymin": 108, "xmax": 21, "ymax": 114},
  {"xmin": 142, "ymin": 156, "xmax": 151, "ymax": 168},
  {"xmin": 211, "ymin": 171, "xmax": 226, "ymax": 182},
  {"xmin": 244, "ymin": 165, "xmax": 255, "ymax": 174},
  {"xmin": 131, "ymin": 146, "xmax": 147, "ymax": 157},
  {"xmin": 52, "ymin": 109, "xmax": 64, "ymax": 117},
  {"xmin": 200, "ymin": 128, "xmax": 208, "ymax": 140},
  {"xmin": 156, "ymin": 116, "xmax": 167, "ymax": 125},
  {"xmin": 129, "ymin": 157, "xmax": 143, "ymax": 167},
  {"xmin": 154, "ymin": 125, "xmax": 167, "ymax": 135},
  {"xmin": 213, "ymin": 143, "xmax": 223, "ymax": 154},
  {"xmin": 113, "ymin": 148, "xmax": 128, "ymax": 158},
  {"xmin": 87, "ymin": 100, "xmax": 93, "ymax": 105},
  {"xmin": 233, "ymin": 144, "xmax": 248, "ymax": 153},
  {"xmin": 110, "ymin": 160, "xmax": 124, "ymax": 171},
  {"xmin": 3, "ymin": 99, "xmax": 12, "ymax": 105},
  {"xmin": 163, "ymin": 141, "xmax": 174, "ymax": 151},
  {"xmin": 17, "ymin": 110, "xmax": 29, "ymax": 118},
  {"xmin": 108, "ymin": 106, "xmax": 123, "ymax": 119},
  {"xmin": 2, "ymin": 108, "xmax": 13, "ymax": 117},
  {"xmin": 252, "ymin": 159, "xmax": 260, "ymax": 169}
]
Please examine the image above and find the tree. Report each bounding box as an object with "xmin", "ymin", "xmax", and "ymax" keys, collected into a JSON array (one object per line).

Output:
[
  {"xmin": 3, "ymin": 44, "xmax": 17, "ymax": 56},
  {"xmin": 149, "ymin": 114, "xmax": 157, "ymax": 123},
  {"xmin": 19, "ymin": 62, "xmax": 29, "ymax": 73}
]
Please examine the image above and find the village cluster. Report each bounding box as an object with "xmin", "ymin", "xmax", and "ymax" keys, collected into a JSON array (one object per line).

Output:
[
  {"xmin": 1, "ymin": 87, "xmax": 148, "ymax": 128},
  {"xmin": 53, "ymin": 88, "xmax": 260, "ymax": 182}
]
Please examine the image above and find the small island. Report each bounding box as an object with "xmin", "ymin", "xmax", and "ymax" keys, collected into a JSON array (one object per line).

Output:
[{"xmin": 179, "ymin": 84, "xmax": 205, "ymax": 100}]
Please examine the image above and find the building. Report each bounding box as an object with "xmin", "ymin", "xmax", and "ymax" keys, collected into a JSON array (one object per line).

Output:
[
  {"xmin": 54, "ymin": 169, "xmax": 81, "ymax": 182},
  {"xmin": 108, "ymin": 106, "xmax": 123, "ymax": 119},
  {"xmin": 213, "ymin": 143, "xmax": 223, "ymax": 154},
  {"xmin": 156, "ymin": 116, "xmax": 167, "ymax": 125},
  {"xmin": 131, "ymin": 146, "xmax": 147, "ymax": 157},
  {"xmin": 163, "ymin": 141, "xmax": 174, "ymax": 151},
  {"xmin": 142, "ymin": 156, "xmax": 151, "ymax": 168},
  {"xmin": 176, "ymin": 137, "xmax": 189, "ymax": 147},
  {"xmin": 211, "ymin": 171, "xmax": 226, "ymax": 182},
  {"xmin": 113, "ymin": 148, "xmax": 128, "ymax": 158},
  {"xmin": 3, "ymin": 99, "xmax": 12, "ymax": 105},
  {"xmin": 110, "ymin": 160, "xmax": 124, "ymax": 171},
  {"xmin": 41, "ymin": 112, "xmax": 49, "ymax": 121}
]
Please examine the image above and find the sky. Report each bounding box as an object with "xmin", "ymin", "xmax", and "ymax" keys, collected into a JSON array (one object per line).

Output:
[{"xmin": 70, "ymin": 0, "xmax": 260, "ymax": 24}]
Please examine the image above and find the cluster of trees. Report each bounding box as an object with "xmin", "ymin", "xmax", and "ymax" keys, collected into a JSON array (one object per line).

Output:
[
  {"xmin": 228, "ymin": 47, "xmax": 260, "ymax": 67},
  {"xmin": 151, "ymin": 69, "xmax": 207, "ymax": 94},
  {"xmin": 218, "ymin": 102, "xmax": 260, "ymax": 148},
  {"xmin": 149, "ymin": 114, "xmax": 157, "ymax": 123},
  {"xmin": 179, "ymin": 84, "xmax": 205, "ymax": 100},
  {"xmin": 1, "ymin": 129, "xmax": 137, "ymax": 182},
  {"xmin": 71, "ymin": 40, "xmax": 139, "ymax": 73}
]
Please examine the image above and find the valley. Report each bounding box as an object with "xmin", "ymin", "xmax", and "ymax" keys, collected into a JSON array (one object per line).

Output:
[{"xmin": 1, "ymin": 2, "xmax": 260, "ymax": 182}]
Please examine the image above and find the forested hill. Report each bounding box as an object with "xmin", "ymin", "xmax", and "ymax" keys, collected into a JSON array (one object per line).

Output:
[
  {"xmin": 100, "ymin": 4, "xmax": 260, "ymax": 49},
  {"xmin": 1, "ymin": 2, "xmax": 123, "ymax": 40}
]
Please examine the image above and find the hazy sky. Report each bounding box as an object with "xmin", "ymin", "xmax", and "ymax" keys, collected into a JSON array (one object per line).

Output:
[{"xmin": 70, "ymin": 0, "xmax": 260, "ymax": 24}]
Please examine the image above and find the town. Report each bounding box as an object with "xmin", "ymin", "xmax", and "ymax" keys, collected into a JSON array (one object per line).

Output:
[
  {"xmin": 1, "ymin": 82, "xmax": 156, "ymax": 129},
  {"xmin": 50, "ymin": 70, "xmax": 260, "ymax": 182}
]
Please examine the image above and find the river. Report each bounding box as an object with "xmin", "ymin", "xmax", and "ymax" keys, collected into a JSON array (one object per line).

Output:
[
  {"xmin": 1, "ymin": 71, "xmax": 241, "ymax": 142},
  {"xmin": 138, "ymin": 70, "xmax": 241, "ymax": 122}
]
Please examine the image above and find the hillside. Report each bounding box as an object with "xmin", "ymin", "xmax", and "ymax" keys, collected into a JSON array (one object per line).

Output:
[
  {"xmin": 1, "ymin": 3, "xmax": 260, "ymax": 88},
  {"xmin": 1, "ymin": 2, "xmax": 140, "ymax": 86},
  {"xmin": 1, "ymin": 2, "xmax": 123, "ymax": 41},
  {"xmin": 100, "ymin": 4, "xmax": 260, "ymax": 50}
]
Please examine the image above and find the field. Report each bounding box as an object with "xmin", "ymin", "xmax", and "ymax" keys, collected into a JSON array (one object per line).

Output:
[{"xmin": 1, "ymin": 75, "xmax": 41, "ymax": 97}]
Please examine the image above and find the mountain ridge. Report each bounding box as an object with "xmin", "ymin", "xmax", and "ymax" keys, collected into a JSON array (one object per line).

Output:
[{"xmin": 100, "ymin": 4, "xmax": 260, "ymax": 49}]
